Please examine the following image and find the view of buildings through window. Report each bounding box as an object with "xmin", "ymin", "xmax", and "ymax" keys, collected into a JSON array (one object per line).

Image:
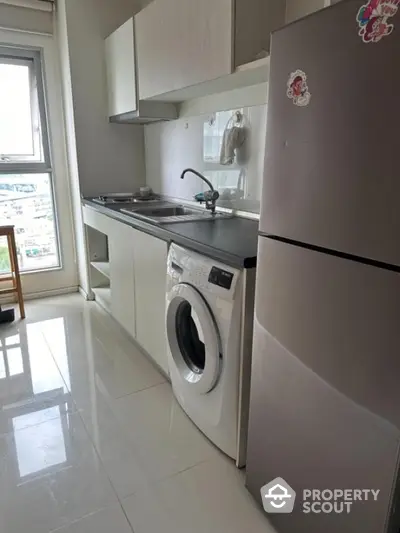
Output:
[
  {"xmin": 0, "ymin": 50, "xmax": 59, "ymax": 273},
  {"xmin": 0, "ymin": 174, "xmax": 58, "ymax": 272}
]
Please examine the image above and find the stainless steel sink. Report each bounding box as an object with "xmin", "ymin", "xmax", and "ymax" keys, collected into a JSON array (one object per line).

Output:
[
  {"xmin": 120, "ymin": 203, "xmax": 232, "ymax": 224},
  {"xmin": 132, "ymin": 206, "xmax": 198, "ymax": 217}
]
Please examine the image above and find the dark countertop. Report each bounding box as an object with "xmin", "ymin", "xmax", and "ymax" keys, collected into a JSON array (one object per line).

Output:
[{"xmin": 83, "ymin": 199, "xmax": 259, "ymax": 269}]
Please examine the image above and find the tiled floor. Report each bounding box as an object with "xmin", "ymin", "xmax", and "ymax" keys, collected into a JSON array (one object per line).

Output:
[{"xmin": 0, "ymin": 294, "xmax": 274, "ymax": 533}]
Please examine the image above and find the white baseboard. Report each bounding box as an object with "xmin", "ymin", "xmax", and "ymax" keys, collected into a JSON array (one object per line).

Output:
[
  {"xmin": 79, "ymin": 286, "xmax": 95, "ymax": 301},
  {"xmin": 24, "ymin": 286, "xmax": 79, "ymax": 301},
  {"xmin": 0, "ymin": 286, "xmax": 78, "ymax": 305},
  {"xmin": 1, "ymin": 0, "xmax": 53, "ymax": 12}
]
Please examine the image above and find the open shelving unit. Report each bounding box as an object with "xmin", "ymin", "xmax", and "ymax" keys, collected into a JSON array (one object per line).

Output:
[
  {"xmin": 90, "ymin": 261, "xmax": 110, "ymax": 280},
  {"xmin": 86, "ymin": 225, "xmax": 111, "ymax": 312}
]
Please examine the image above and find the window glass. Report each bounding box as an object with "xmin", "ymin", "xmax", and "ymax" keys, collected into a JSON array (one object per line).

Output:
[
  {"xmin": 0, "ymin": 49, "xmax": 59, "ymax": 273},
  {"xmin": 0, "ymin": 174, "xmax": 59, "ymax": 271},
  {"xmin": 0, "ymin": 61, "xmax": 43, "ymax": 162}
]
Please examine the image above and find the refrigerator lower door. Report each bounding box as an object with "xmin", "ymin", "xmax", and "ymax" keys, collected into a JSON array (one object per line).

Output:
[{"xmin": 246, "ymin": 237, "xmax": 400, "ymax": 533}]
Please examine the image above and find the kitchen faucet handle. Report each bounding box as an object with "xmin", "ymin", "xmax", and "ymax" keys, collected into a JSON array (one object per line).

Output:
[
  {"xmin": 204, "ymin": 190, "xmax": 219, "ymax": 202},
  {"xmin": 204, "ymin": 189, "xmax": 219, "ymax": 214}
]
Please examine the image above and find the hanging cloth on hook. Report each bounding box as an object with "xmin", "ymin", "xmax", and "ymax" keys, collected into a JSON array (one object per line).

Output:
[{"xmin": 220, "ymin": 111, "xmax": 246, "ymax": 166}]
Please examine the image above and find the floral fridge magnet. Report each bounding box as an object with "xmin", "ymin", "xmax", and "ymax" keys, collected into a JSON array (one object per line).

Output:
[
  {"xmin": 357, "ymin": 0, "xmax": 399, "ymax": 43},
  {"xmin": 287, "ymin": 70, "xmax": 311, "ymax": 107}
]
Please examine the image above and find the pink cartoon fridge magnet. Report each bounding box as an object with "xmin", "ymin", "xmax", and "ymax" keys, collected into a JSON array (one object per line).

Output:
[
  {"xmin": 357, "ymin": 0, "xmax": 399, "ymax": 43},
  {"xmin": 287, "ymin": 70, "xmax": 311, "ymax": 107}
]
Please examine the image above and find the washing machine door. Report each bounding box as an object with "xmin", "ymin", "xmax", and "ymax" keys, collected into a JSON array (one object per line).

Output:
[{"xmin": 166, "ymin": 283, "xmax": 222, "ymax": 394}]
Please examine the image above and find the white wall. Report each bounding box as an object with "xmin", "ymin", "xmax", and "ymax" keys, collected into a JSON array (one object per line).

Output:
[
  {"xmin": 145, "ymin": 96, "xmax": 267, "ymax": 214},
  {"xmin": 0, "ymin": 3, "xmax": 53, "ymax": 33},
  {"xmin": 57, "ymin": 0, "xmax": 147, "ymax": 198},
  {"xmin": 56, "ymin": 0, "xmax": 148, "ymax": 293},
  {"xmin": 56, "ymin": 0, "xmax": 90, "ymax": 295}
]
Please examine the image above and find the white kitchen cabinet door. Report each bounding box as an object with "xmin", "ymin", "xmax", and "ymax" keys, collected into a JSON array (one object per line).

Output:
[
  {"xmin": 133, "ymin": 230, "xmax": 169, "ymax": 374},
  {"xmin": 136, "ymin": 0, "xmax": 233, "ymax": 100},
  {"xmin": 108, "ymin": 219, "xmax": 136, "ymax": 337},
  {"xmin": 234, "ymin": 0, "xmax": 285, "ymax": 67},
  {"xmin": 105, "ymin": 17, "xmax": 137, "ymax": 117}
]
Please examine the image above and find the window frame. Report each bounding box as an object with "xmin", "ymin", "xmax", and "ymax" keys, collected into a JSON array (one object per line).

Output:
[
  {"xmin": 0, "ymin": 26, "xmax": 78, "ymax": 294},
  {"xmin": 0, "ymin": 44, "xmax": 62, "ymax": 272},
  {"xmin": 0, "ymin": 46, "xmax": 51, "ymax": 174}
]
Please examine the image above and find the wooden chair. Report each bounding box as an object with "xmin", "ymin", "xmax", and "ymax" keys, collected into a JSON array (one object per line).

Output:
[{"xmin": 0, "ymin": 226, "xmax": 25, "ymax": 319}]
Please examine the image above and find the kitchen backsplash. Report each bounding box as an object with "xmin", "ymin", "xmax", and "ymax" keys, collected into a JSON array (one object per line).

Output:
[{"xmin": 144, "ymin": 103, "xmax": 267, "ymax": 214}]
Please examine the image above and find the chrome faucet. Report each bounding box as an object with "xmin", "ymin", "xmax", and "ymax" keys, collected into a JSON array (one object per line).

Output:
[{"xmin": 180, "ymin": 168, "xmax": 219, "ymax": 215}]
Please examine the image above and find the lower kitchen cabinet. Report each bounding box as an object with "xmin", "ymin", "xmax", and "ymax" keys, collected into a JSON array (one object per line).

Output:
[
  {"xmin": 132, "ymin": 229, "xmax": 169, "ymax": 375},
  {"xmin": 108, "ymin": 219, "xmax": 136, "ymax": 338},
  {"xmin": 83, "ymin": 206, "xmax": 169, "ymax": 374}
]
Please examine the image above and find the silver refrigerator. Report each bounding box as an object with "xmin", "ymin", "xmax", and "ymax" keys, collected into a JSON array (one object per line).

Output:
[{"xmin": 246, "ymin": 1, "xmax": 400, "ymax": 533}]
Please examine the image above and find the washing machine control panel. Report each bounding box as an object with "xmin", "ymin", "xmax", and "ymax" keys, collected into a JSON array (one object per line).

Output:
[
  {"xmin": 167, "ymin": 244, "xmax": 241, "ymax": 301},
  {"xmin": 208, "ymin": 267, "xmax": 234, "ymax": 290}
]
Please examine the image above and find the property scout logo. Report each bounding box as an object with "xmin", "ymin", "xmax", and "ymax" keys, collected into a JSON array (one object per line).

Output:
[{"xmin": 260, "ymin": 478, "xmax": 380, "ymax": 515}]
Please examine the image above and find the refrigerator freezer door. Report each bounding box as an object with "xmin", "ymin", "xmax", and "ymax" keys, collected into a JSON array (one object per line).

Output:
[
  {"xmin": 246, "ymin": 237, "xmax": 400, "ymax": 533},
  {"xmin": 260, "ymin": 0, "xmax": 400, "ymax": 267}
]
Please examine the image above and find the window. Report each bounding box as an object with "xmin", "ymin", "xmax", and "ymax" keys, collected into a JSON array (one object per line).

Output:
[
  {"xmin": 203, "ymin": 110, "xmax": 243, "ymax": 165},
  {"xmin": 203, "ymin": 110, "xmax": 248, "ymax": 207},
  {"xmin": 0, "ymin": 47, "xmax": 59, "ymax": 272}
]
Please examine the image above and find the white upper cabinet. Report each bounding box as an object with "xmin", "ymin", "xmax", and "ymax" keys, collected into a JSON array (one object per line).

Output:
[
  {"xmin": 136, "ymin": 0, "xmax": 233, "ymax": 100},
  {"xmin": 285, "ymin": 0, "xmax": 341, "ymax": 24},
  {"xmin": 234, "ymin": 0, "xmax": 285, "ymax": 68},
  {"xmin": 105, "ymin": 17, "xmax": 177, "ymax": 123},
  {"xmin": 105, "ymin": 18, "xmax": 137, "ymax": 117},
  {"xmin": 136, "ymin": 0, "xmax": 285, "ymax": 102}
]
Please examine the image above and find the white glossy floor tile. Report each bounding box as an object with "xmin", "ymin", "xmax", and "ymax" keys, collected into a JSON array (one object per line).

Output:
[
  {"xmin": 122, "ymin": 457, "xmax": 274, "ymax": 533},
  {"xmin": 0, "ymin": 294, "xmax": 270, "ymax": 533},
  {"xmin": 39, "ymin": 307, "xmax": 165, "ymax": 403},
  {"xmin": 51, "ymin": 505, "xmax": 132, "ymax": 533},
  {"xmin": 77, "ymin": 389, "xmax": 153, "ymax": 499},
  {"xmin": 111, "ymin": 383, "xmax": 220, "ymax": 485},
  {"xmin": 0, "ymin": 320, "xmax": 75, "ymax": 437},
  {"xmin": 23, "ymin": 293, "xmax": 88, "ymax": 323},
  {"xmin": 76, "ymin": 380, "xmax": 219, "ymax": 499},
  {"xmin": 0, "ymin": 412, "xmax": 118, "ymax": 533}
]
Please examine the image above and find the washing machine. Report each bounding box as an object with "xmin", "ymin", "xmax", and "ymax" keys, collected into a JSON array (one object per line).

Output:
[{"xmin": 166, "ymin": 244, "xmax": 253, "ymax": 466}]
